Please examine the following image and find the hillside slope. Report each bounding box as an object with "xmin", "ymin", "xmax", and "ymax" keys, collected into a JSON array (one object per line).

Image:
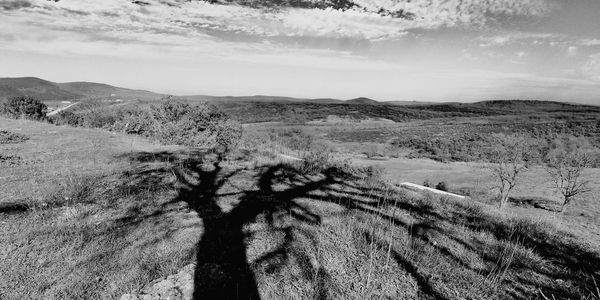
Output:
[
  {"xmin": 2, "ymin": 117, "xmax": 599, "ymax": 300},
  {"xmin": 0, "ymin": 77, "xmax": 163, "ymax": 101},
  {"xmin": 0, "ymin": 77, "xmax": 82, "ymax": 100},
  {"xmin": 57, "ymin": 82, "xmax": 164, "ymax": 100}
]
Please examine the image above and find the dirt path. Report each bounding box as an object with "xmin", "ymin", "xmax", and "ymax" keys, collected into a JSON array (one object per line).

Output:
[{"xmin": 47, "ymin": 102, "xmax": 79, "ymax": 116}]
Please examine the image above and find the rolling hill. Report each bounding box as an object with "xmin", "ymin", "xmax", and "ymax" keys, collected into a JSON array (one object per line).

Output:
[
  {"xmin": 2, "ymin": 77, "xmax": 597, "ymax": 120},
  {"xmin": 57, "ymin": 81, "xmax": 164, "ymax": 100},
  {"xmin": 346, "ymin": 97, "xmax": 380, "ymax": 105},
  {"xmin": 180, "ymin": 94, "xmax": 348, "ymax": 104},
  {"xmin": 0, "ymin": 77, "xmax": 164, "ymax": 101},
  {"xmin": 0, "ymin": 77, "xmax": 81, "ymax": 101}
]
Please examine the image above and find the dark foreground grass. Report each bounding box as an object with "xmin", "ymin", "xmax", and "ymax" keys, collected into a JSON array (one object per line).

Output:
[{"xmin": 1, "ymin": 119, "xmax": 599, "ymax": 299}]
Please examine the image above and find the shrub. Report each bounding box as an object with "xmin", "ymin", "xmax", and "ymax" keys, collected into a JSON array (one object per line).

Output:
[
  {"xmin": 435, "ymin": 181, "xmax": 448, "ymax": 191},
  {"xmin": 0, "ymin": 96, "xmax": 47, "ymax": 120},
  {"xmin": 364, "ymin": 165, "xmax": 385, "ymax": 181},
  {"xmin": 268, "ymin": 127, "xmax": 315, "ymax": 152},
  {"xmin": 0, "ymin": 130, "xmax": 29, "ymax": 144},
  {"xmin": 213, "ymin": 118, "xmax": 243, "ymax": 152},
  {"xmin": 363, "ymin": 144, "xmax": 385, "ymax": 158},
  {"xmin": 47, "ymin": 99, "xmax": 242, "ymax": 152},
  {"xmin": 49, "ymin": 111, "xmax": 83, "ymax": 126},
  {"xmin": 423, "ymin": 179, "xmax": 433, "ymax": 188},
  {"xmin": 79, "ymin": 110, "xmax": 119, "ymax": 129},
  {"xmin": 0, "ymin": 153, "xmax": 23, "ymax": 165},
  {"xmin": 110, "ymin": 109, "xmax": 154, "ymax": 135},
  {"xmin": 300, "ymin": 147, "xmax": 334, "ymax": 174},
  {"xmin": 149, "ymin": 101, "xmax": 242, "ymax": 151}
]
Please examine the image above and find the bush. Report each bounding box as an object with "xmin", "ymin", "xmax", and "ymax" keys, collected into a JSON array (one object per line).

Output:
[
  {"xmin": 363, "ymin": 144, "xmax": 386, "ymax": 158},
  {"xmin": 423, "ymin": 179, "xmax": 433, "ymax": 188},
  {"xmin": 110, "ymin": 108, "xmax": 155, "ymax": 135},
  {"xmin": 0, "ymin": 153, "xmax": 23, "ymax": 165},
  {"xmin": 0, "ymin": 130, "xmax": 29, "ymax": 144},
  {"xmin": 49, "ymin": 111, "xmax": 83, "ymax": 126},
  {"xmin": 299, "ymin": 145, "xmax": 335, "ymax": 174},
  {"xmin": 268, "ymin": 127, "xmax": 315, "ymax": 152},
  {"xmin": 79, "ymin": 110, "xmax": 119, "ymax": 129},
  {"xmin": 435, "ymin": 181, "xmax": 448, "ymax": 191},
  {"xmin": 47, "ymin": 99, "xmax": 242, "ymax": 152},
  {"xmin": 149, "ymin": 101, "xmax": 242, "ymax": 151},
  {"xmin": 0, "ymin": 96, "xmax": 47, "ymax": 120}
]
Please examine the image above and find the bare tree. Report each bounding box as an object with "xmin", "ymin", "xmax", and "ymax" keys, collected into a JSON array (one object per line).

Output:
[
  {"xmin": 487, "ymin": 134, "xmax": 538, "ymax": 208},
  {"xmin": 544, "ymin": 136, "xmax": 597, "ymax": 213}
]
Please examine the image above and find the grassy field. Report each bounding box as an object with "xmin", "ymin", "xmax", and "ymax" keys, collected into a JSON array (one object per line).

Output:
[
  {"xmin": 2, "ymin": 116, "xmax": 600, "ymax": 299},
  {"xmin": 0, "ymin": 118, "xmax": 197, "ymax": 299},
  {"xmin": 352, "ymin": 157, "xmax": 600, "ymax": 249}
]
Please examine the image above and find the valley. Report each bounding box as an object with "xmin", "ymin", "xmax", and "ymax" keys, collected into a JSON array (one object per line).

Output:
[{"xmin": 1, "ymin": 78, "xmax": 600, "ymax": 300}]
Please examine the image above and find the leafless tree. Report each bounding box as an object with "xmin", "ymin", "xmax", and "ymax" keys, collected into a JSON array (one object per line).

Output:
[
  {"xmin": 487, "ymin": 134, "xmax": 538, "ymax": 208},
  {"xmin": 545, "ymin": 136, "xmax": 597, "ymax": 213}
]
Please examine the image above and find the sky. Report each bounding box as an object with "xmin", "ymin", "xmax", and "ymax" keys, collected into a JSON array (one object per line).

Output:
[{"xmin": 1, "ymin": 0, "xmax": 600, "ymax": 104}]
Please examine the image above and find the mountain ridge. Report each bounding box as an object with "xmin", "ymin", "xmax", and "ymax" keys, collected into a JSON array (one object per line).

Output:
[
  {"xmin": 1, "ymin": 77, "xmax": 596, "ymax": 109},
  {"xmin": 0, "ymin": 77, "xmax": 164, "ymax": 101}
]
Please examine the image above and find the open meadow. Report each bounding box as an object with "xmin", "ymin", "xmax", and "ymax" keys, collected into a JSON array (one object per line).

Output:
[{"xmin": 1, "ymin": 96, "xmax": 600, "ymax": 300}]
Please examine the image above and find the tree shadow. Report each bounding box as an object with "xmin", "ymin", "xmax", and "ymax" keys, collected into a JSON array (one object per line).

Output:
[
  {"xmin": 118, "ymin": 149, "xmax": 600, "ymax": 300},
  {"xmin": 120, "ymin": 150, "xmax": 349, "ymax": 299}
]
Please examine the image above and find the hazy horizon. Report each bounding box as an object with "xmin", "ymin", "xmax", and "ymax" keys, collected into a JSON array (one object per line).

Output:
[{"xmin": 1, "ymin": 0, "xmax": 600, "ymax": 104}]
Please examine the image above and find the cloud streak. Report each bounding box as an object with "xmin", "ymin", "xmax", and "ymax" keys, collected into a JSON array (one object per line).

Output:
[
  {"xmin": 1, "ymin": 0, "xmax": 556, "ymax": 41},
  {"xmin": 1, "ymin": 0, "xmax": 599, "ymax": 103}
]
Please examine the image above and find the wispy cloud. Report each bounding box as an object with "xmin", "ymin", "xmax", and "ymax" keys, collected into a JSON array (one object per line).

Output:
[
  {"xmin": 568, "ymin": 46, "xmax": 579, "ymax": 57},
  {"xmin": 0, "ymin": 0, "xmax": 558, "ymax": 65},
  {"xmin": 578, "ymin": 39, "xmax": 600, "ymax": 47},
  {"xmin": 582, "ymin": 53, "xmax": 600, "ymax": 81},
  {"xmin": 2, "ymin": 0, "xmax": 599, "ymax": 103},
  {"xmin": 478, "ymin": 32, "xmax": 561, "ymax": 47},
  {"xmin": 1, "ymin": 0, "xmax": 556, "ymax": 42}
]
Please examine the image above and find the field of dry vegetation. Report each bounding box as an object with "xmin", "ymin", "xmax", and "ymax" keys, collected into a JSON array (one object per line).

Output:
[{"xmin": 1, "ymin": 98, "xmax": 600, "ymax": 300}]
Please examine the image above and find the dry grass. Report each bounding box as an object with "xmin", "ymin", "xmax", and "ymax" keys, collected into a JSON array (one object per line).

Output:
[
  {"xmin": 2, "ymin": 117, "xmax": 599, "ymax": 299},
  {"xmin": 350, "ymin": 156, "xmax": 600, "ymax": 251},
  {"xmin": 1, "ymin": 117, "xmax": 196, "ymax": 299},
  {"xmin": 0, "ymin": 130, "xmax": 29, "ymax": 144}
]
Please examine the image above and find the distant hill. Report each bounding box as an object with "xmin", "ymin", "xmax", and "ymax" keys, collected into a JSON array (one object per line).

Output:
[
  {"xmin": 181, "ymin": 95, "xmax": 348, "ymax": 104},
  {"xmin": 346, "ymin": 97, "xmax": 380, "ymax": 105},
  {"xmin": 182, "ymin": 95, "xmax": 428, "ymax": 105},
  {"xmin": 214, "ymin": 99, "xmax": 600, "ymax": 123},
  {"xmin": 409, "ymin": 100, "xmax": 600, "ymax": 114},
  {"xmin": 383, "ymin": 100, "xmax": 436, "ymax": 106},
  {"xmin": 0, "ymin": 77, "xmax": 81, "ymax": 101},
  {"xmin": 0, "ymin": 77, "xmax": 164, "ymax": 101},
  {"xmin": 186, "ymin": 95, "xmax": 442, "ymax": 106},
  {"xmin": 57, "ymin": 82, "xmax": 163, "ymax": 100},
  {"xmin": 2, "ymin": 77, "xmax": 597, "ymax": 118},
  {"xmin": 180, "ymin": 95, "xmax": 308, "ymax": 103},
  {"xmin": 473, "ymin": 100, "xmax": 600, "ymax": 112}
]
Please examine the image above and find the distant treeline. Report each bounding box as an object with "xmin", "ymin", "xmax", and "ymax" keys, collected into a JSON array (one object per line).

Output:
[
  {"xmin": 212, "ymin": 100, "xmax": 600, "ymax": 124},
  {"xmin": 213, "ymin": 101, "xmax": 496, "ymax": 123},
  {"xmin": 392, "ymin": 120, "xmax": 600, "ymax": 164}
]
